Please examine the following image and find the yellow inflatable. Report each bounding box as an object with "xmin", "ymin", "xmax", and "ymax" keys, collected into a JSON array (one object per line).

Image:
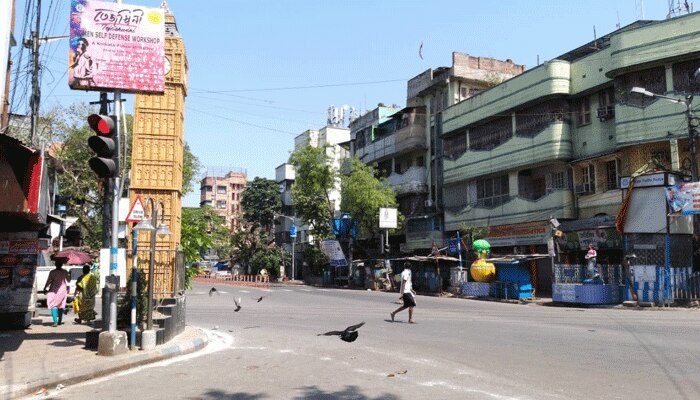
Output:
[{"xmin": 470, "ymin": 239, "xmax": 496, "ymax": 282}]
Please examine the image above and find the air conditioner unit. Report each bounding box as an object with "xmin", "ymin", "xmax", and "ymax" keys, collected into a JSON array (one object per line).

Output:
[
  {"xmin": 574, "ymin": 183, "xmax": 593, "ymax": 194},
  {"xmin": 424, "ymin": 199, "xmax": 434, "ymax": 207},
  {"xmin": 596, "ymin": 105, "xmax": 615, "ymax": 121}
]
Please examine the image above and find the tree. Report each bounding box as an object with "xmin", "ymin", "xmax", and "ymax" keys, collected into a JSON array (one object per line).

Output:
[
  {"xmin": 181, "ymin": 206, "xmax": 231, "ymax": 264},
  {"xmin": 230, "ymin": 217, "xmax": 283, "ymax": 276},
  {"xmin": 340, "ymin": 158, "xmax": 399, "ymax": 239},
  {"xmin": 241, "ymin": 177, "xmax": 281, "ymax": 231},
  {"xmin": 289, "ymin": 145, "xmax": 336, "ymax": 241},
  {"xmin": 182, "ymin": 142, "xmax": 201, "ymax": 196},
  {"xmin": 46, "ymin": 102, "xmax": 201, "ymax": 250}
]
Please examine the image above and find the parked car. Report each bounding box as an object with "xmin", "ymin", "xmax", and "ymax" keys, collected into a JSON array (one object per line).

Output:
[{"xmin": 35, "ymin": 265, "xmax": 83, "ymax": 306}]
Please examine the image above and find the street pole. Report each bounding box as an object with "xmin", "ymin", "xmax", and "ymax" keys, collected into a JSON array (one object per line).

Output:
[
  {"xmin": 147, "ymin": 202, "xmax": 157, "ymax": 331},
  {"xmin": 29, "ymin": 0, "xmax": 41, "ymax": 146},
  {"xmin": 291, "ymin": 224, "xmax": 295, "ymax": 281},
  {"xmin": 130, "ymin": 229, "xmax": 138, "ymax": 350},
  {"xmin": 687, "ymin": 95, "xmax": 698, "ymax": 182}
]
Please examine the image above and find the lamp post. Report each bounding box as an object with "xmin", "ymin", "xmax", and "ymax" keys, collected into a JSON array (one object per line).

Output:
[
  {"xmin": 134, "ymin": 199, "xmax": 172, "ymax": 331},
  {"xmin": 275, "ymin": 214, "xmax": 296, "ymax": 280},
  {"xmin": 631, "ymin": 73, "xmax": 700, "ymax": 181}
]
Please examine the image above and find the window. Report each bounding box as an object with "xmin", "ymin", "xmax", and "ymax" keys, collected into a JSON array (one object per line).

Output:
[
  {"xmin": 217, "ymin": 185, "xmax": 226, "ymax": 194},
  {"xmin": 606, "ymin": 160, "xmax": 619, "ymax": 190},
  {"xmin": 443, "ymin": 132, "xmax": 467, "ymax": 159},
  {"xmin": 672, "ymin": 59, "xmax": 700, "ymax": 94},
  {"xmin": 575, "ymin": 97, "xmax": 591, "ymax": 126},
  {"xmin": 576, "ymin": 165, "xmax": 595, "ymax": 194},
  {"xmin": 516, "ymin": 99, "xmax": 570, "ymax": 137},
  {"xmin": 597, "ymin": 88, "xmax": 615, "ymax": 121},
  {"xmin": 550, "ymin": 171, "xmax": 566, "ymax": 190},
  {"xmin": 204, "ymin": 186, "xmax": 212, "ymax": 192},
  {"xmin": 616, "ymin": 66, "xmax": 666, "ymax": 107},
  {"xmin": 476, "ymin": 175, "xmax": 510, "ymax": 208},
  {"xmin": 217, "ymin": 200, "xmax": 226, "ymax": 209}
]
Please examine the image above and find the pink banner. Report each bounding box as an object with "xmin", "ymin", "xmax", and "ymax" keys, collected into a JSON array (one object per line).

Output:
[{"xmin": 69, "ymin": 0, "xmax": 164, "ymax": 94}]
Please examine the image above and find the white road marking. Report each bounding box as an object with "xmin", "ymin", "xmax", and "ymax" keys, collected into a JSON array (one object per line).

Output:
[{"xmin": 419, "ymin": 380, "xmax": 523, "ymax": 400}]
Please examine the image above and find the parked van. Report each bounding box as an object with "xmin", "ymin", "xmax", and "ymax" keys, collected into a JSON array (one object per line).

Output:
[{"xmin": 35, "ymin": 265, "xmax": 83, "ymax": 306}]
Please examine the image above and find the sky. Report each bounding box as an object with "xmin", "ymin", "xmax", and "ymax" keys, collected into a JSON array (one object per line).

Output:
[{"xmin": 9, "ymin": 0, "xmax": 678, "ymax": 207}]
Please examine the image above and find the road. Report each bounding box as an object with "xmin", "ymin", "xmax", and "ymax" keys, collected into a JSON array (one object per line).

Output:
[{"xmin": 39, "ymin": 282, "xmax": 700, "ymax": 400}]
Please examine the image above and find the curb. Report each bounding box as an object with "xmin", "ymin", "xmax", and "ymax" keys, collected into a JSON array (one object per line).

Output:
[{"xmin": 10, "ymin": 326, "xmax": 209, "ymax": 400}]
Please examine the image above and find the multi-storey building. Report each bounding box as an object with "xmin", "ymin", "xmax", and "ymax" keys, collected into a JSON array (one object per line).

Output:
[
  {"xmin": 199, "ymin": 170, "xmax": 247, "ymax": 231},
  {"xmin": 351, "ymin": 53, "xmax": 524, "ymax": 253},
  {"xmin": 440, "ymin": 13, "xmax": 700, "ymax": 293}
]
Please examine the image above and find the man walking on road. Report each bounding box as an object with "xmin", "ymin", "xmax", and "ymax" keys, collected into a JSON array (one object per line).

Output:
[{"xmin": 391, "ymin": 262, "xmax": 417, "ymax": 323}]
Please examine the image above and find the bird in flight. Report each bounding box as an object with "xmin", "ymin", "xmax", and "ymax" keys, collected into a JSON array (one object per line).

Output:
[
  {"xmin": 208, "ymin": 287, "xmax": 219, "ymax": 296},
  {"xmin": 419, "ymin": 42, "xmax": 424, "ymax": 60},
  {"xmin": 234, "ymin": 296, "xmax": 242, "ymax": 312},
  {"xmin": 254, "ymin": 294, "xmax": 270, "ymax": 303},
  {"xmin": 318, "ymin": 322, "xmax": 365, "ymax": 343}
]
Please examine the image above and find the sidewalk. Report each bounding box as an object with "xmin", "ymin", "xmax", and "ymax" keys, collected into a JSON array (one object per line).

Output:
[{"xmin": 0, "ymin": 310, "xmax": 208, "ymax": 400}]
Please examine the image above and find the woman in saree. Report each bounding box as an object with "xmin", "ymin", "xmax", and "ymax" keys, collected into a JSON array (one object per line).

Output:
[
  {"xmin": 43, "ymin": 257, "xmax": 70, "ymax": 327},
  {"xmin": 74, "ymin": 264, "xmax": 98, "ymax": 324}
]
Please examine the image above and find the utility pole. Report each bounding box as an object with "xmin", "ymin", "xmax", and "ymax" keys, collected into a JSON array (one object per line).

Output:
[{"xmin": 28, "ymin": 0, "xmax": 41, "ymax": 146}]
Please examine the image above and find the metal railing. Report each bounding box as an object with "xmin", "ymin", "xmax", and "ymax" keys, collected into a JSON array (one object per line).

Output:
[{"xmin": 553, "ymin": 264, "xmax": 624, "ymax": 285}]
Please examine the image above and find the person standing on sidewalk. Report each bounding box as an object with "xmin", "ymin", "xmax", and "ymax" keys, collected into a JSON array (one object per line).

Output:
[
  {"xmin": 391, "ymin": 262, "xmax": 417, "ymax": 323},
  {"xmin": 43, "ymin": 257, "xmax": 70, "ymax": 327},
  {"xmin": 74, "ymin": 264, "xmax": 98, "ymax": 324}
]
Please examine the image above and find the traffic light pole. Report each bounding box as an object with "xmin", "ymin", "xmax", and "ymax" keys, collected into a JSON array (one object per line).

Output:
[{"xmin": 107, "ymin": 91, "xmax": 122, "ymax": 333}]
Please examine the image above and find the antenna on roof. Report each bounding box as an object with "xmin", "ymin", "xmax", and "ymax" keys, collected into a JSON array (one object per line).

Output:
[
  {"xmin": 616, "ymin": 11, "xmax": 621, "ymax": 29},
  {"xmin": 668, "ymin": 0, "xmax": 694, "ymax": 18},
  {"xmin": 636, "ymin": 0, "xmax": 645, "ymax": 19}
]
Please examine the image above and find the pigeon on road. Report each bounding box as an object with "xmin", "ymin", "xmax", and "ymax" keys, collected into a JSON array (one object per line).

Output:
[
  {"xmin": 318, "ymin": 322, "xmax": 365, "ymax": 343},
  {"xmin": 234, "ymin": 296, "xmax": 242, "ymax": 312},
  {"xmin": 208, "ymin": 287, "xmax": 219, "ymax": 297}
]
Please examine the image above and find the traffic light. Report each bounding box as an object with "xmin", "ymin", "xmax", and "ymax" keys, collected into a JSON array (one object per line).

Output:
[{"xmin": 87, "ymin": 114, "xmax": 118, "ymax": 178}]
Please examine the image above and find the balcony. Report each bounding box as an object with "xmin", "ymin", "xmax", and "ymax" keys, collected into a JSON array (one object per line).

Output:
[
  {"xmin": 606, "ymin": 13, "xmax": 700, "ymax": 79},
  {"xmin": 444, "ymin": 189, "xmax": 575, "ymax": 231},
  {"xmin": 385, "ymin": 166, "xmax": 428, "ymax": 196},
  {"xmin": 614, "ymin": 100, "xmax": 690, "ymax": 146},
  {"xmin": 444, "ymin": 122, "xmax": 572, "ymax": 183},
  {"xmin": 354, "ymin": 117, "xmax": 427, "ymax": 164},
  {"xmin": 275, "ymin": 163, "xmax": 295, "ymax": 182},
  {"xmin": 442, "ymin": 60, "xmax": 571, "ymax": 133}
]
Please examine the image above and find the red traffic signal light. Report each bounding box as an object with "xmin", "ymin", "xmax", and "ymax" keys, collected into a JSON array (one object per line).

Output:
[
  {"xmin": 87, "ymin": 114, "xmax": 115, "ymax": 135},
  {"xmin": 87, "ymin": 114, "xmax": 118, "ymax": 178}
]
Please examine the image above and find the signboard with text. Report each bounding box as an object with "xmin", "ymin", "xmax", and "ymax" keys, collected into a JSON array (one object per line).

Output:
[
  {"xmin": 379, "ymin": 208, "xmax": 397, "ymax": 229},
  {"xmin": 320, "ymin": 240, "xmax": 348, "ymax": 267},
  {"xmin": 69, "ymin": 0, "xmax": 165, "ymax": 93},
  {"xmin": 666, "ymin": 182, "xmax": 700, "ymax": 215}
]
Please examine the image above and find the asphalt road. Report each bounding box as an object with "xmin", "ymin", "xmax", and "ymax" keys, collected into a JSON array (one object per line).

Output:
[{"xmin": 39, "ymin": 282, "xmax": 700, "ymax": 400}]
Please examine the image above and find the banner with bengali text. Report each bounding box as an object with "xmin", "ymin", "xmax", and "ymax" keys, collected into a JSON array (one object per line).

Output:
[{"xmin": 69, "ymin": 0, "xmax": 164, "ymax": 93}]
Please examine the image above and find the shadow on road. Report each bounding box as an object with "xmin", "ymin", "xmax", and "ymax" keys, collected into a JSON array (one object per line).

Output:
[
  {"xmin": 293, "ymin": 385, "xmax": 400, "ymax": 400},
  {"xmin": 199, "ymin": 389, "xmax": 267, "ymax": 399}
]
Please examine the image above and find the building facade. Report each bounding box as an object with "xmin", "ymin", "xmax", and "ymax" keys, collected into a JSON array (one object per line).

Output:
[
  {"xmin": 199, "ymin": 170, "xmax": 247, "ymax": 232},
  {"xmin": 439, "ymin": 13, "xmax": 700, "ymax": 293}
]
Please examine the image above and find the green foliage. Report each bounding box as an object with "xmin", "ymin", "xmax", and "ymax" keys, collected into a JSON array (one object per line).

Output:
[
  {"xmin": 40, "ymin": 102, "xmax": 200, "ymax": 251},
  {"xmin": 182, "ymin": 143, "xmax": 202, "ymax": 196},
  {"xmin": 184, "ymin": 264, "xmax": 206, "ymax": 290},
  {"xmin": 117, "ymin": 268, "xmax": 147, "ymax": 329},
  {"xmin": 230, "ymin": 218, "xmax": 269, "ymax": 271},
  {"xmin": 459, "ymin": 224, "xmax": 489, "ymax": 246},
  {"xmin": 302, "ymin": 246, "xmax": 329, "ymax": 277},
  {"xmin": 51, "ymin": 103, "xmax": 106, "ymax": 248},
  {"xmin": 241, "ymin": 177, "xmax": 282, "ymax": 230},
  {"xmin": 289, "ymin": 145, "xmax": 336, "ymax": 241},
  {"xmin": 249, "ymin": 249, "xmax": 284, "ymax": 277},
  {"xmin": 180, "ymin": 206, "xmax": 231, "ymax": 263},
  {"xmin": 340, "ymin": 158, "xmax": 400, "ymax": 238}
]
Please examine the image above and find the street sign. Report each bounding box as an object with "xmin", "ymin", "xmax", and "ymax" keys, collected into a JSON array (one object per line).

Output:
[
  {"xmin": 379, "ymin": 207, "xmax": 397, "ymax": 229},
  {"xmin": 125, "ymin": 196, "xmax": 146, "ymax": 222},
  {"xmin": 448, "ymin": 239, "xmax": 458, "ymax": 254},
  {"xmin": 290, "ymin": 224, "xmax": 297, "ymax": 238}
]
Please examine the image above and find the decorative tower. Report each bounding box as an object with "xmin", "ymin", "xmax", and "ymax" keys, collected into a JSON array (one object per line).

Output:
[{"xmin": 129, "ymin": 1, "xmax": 188, "ymax": 297}]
